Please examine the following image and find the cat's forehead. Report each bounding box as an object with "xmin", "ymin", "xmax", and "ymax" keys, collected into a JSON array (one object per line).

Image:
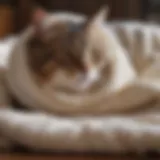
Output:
[
  {"xmin": 44, "ymin": 21, "xmax": 87, "ymax": 50},
  {"xmin": 42, "ymin": 14, "xmax": 108, "ymax": 50},
  {"xmin": 46, "ymin": 20, "xmax": 84, "ymax": 38},
  {"xmin": 35, "ymin": 11, "xmax": 108, "ymax": 44}
]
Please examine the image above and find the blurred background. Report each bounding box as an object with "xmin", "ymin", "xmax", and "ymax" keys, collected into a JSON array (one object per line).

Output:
[{"xmin": 0, "ymin": 0, "xmax": 159, "ymax": 38}]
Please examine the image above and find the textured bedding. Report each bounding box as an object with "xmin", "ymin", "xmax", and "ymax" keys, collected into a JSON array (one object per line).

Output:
[{"xmin": 0, "ymin": 15, "xmax": 160, "ymax": 153}]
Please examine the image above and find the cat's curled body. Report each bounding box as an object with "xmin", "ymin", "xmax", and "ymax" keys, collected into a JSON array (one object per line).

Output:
[
  {"xmin": 25, "ymin": 10, "xmax": 160, "ymax": 92},
  {"xmin": 0, "ymin": 8, "xmax": 160, "ymax": 150},
  {"xmin": 2, "ymin": 8, "xmax": 160, "ymax": 115}
]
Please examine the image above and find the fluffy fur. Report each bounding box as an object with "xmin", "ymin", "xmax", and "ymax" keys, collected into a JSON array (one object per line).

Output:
[
  {"xmin": 6, "ymin": 10, "xmax": 138, "ymax": 115},
  {"xmin": 27, "ymin": 8, "xmax": 116, "ymax": 92},
  {"xmin": 0, "ymin": 8, "xmax": 160, "ymax": 152}
]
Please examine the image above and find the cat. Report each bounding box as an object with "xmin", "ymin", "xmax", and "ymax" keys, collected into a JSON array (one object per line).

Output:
[
  {"xmin": 1, "ymin": 6, "xmax": 160, "ymax": 150},
  {"xmin": 4, "ymin": 7, "xmax": 159, "ymax": 113},
  {"xmin": 26, "ymin": 8, "xmax": 115, "ymax": 93},
  {"xmin": 24, "ymin": 7, "xmax": 160, "ymax": 96}
]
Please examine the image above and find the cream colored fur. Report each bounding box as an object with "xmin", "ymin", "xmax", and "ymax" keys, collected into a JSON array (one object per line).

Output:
[{"xmin": 0, "ymin": 12, "xmax": 160, "ymax": 152}]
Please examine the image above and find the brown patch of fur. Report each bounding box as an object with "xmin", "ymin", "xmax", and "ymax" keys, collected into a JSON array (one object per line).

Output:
[{"xmin": 27, "ymin": 22, "xmax": 87, "ymax": 82}]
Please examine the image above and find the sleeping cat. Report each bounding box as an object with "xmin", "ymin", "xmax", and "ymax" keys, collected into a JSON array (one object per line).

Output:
[
  {"xmin": 1, "ymin": 7, "xmax": 160, "ymax": 150},
  {"xmin": 24, "ymin": 8, "xmax": 160, "ymax": 94},
  {"xmin": 4, "ymin": 7, "xmax": 160, "ymax": 113},
  {"xmin": 27, "ymin": 8, "xmax": 116, "ymax": 92}
]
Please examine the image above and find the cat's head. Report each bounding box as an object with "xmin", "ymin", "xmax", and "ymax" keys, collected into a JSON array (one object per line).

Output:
[{"xmin": 27, "ymin": 7, "xmax": 113, "ymax": 92}]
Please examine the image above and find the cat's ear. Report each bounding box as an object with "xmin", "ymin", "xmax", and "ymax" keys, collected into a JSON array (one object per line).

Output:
[
  {"xmin": 86, "ymin": 6, "xmax": 109, "ymax": 26},
  {"xmin": 31, "ymin": 8, "xmax": 48, "ymax": 38}
]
